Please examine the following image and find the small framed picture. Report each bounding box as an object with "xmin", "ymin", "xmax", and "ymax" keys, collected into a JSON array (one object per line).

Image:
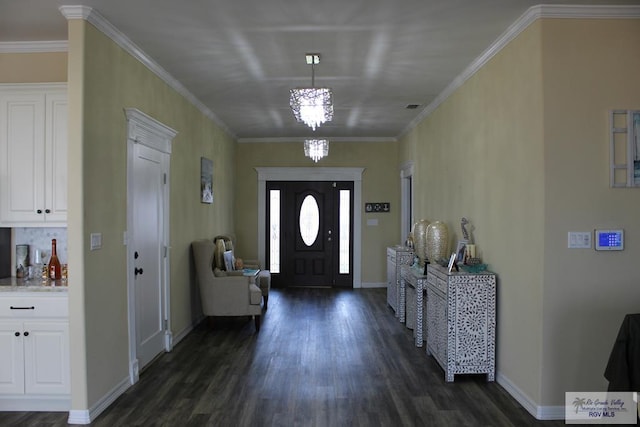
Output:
[
  {"xmin": 223, "ymin": 250, "xmax": 235, "ymax": 271},
  {"xmin": 456, "ymin": 240, "xmax": 468, "ymax": 265},
  {"xmin": 200, "ymin": 157, "xmax": 213, "ymax": 204},
  {"xmin": 447, "ymin": 253, "xmax": 457, "ymax": 273}
]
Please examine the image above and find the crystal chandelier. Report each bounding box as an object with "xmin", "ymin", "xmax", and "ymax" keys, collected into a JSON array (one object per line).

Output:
[
  {"xmin": 290, "ymin": 54, "xmax": 334, "ymax": 131},
  {"xmin": 304, "ymin": 139, "xmax": 329, "ymax": 162}
]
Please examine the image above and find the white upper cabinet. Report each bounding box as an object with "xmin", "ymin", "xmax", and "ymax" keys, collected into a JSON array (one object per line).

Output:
[{"xmin": 0, "ymin": 84, "xmax": 67, "ymax": 226}]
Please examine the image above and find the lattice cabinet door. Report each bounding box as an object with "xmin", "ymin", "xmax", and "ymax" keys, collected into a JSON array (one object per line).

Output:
[
  {"xmin": 426, "ymin": 264, "xmax": 496, "ymax": 382},
  {"xmin": 450, "ymin": 275, "xmax": 496, "ymax": 382}
]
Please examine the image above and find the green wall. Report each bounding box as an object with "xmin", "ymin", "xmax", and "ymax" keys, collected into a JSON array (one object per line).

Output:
[
  {"xmin": 399, "ymin": 16, "xmax": 640, "ymax": 412},
  {"xmin": 67, "ymin": 20, "xmax": 236, "ymax": 409},
  {"xmin": 540, "ymin": 18, "xmax": 640, "ymax": 406},
  {"xmin": 235, "ymin": 141, "xmax": 399, "ymax": 285}
]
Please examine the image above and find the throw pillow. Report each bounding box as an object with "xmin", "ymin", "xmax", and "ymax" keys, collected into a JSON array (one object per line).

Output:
[{"xmin": 214, "ymin": 239, "xmax": 226, "ymax": 270}]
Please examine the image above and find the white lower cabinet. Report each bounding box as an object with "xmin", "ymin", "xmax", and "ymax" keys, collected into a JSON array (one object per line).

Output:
[{"xmin": 0, "ymin": 292, "xmax": 70, "ymax": 411}]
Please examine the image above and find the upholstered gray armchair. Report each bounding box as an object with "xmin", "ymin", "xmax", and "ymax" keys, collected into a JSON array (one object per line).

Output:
[
  {"xmin": 213, "ymin": 235, "xmax": 271, "ymax": 310},
  {"xmin": 192, "ymin": 239, "xmax": 262, "ymax": 331}
]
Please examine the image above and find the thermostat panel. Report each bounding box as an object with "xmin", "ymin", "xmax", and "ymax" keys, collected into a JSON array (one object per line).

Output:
[{"xmin": 594, "ymin": 229, "xmax": 624, "ymax": 251}]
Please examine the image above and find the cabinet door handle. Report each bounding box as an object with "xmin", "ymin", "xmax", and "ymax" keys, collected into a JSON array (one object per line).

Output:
[
  {"xmin": 45, "ymin": 209, "xmax": 51, "ymax": 214},
  {"xmin": 36, "ymin": 209, "xmax": 43, "ymax": 214},
  {"xmin": 23, "ymin": 331, "xmax": 29, "ymax": 337},
  {"xmin": 15, "ymin": 332, "xmax": 20, "ymax": 337},
  {"xmin": 10, "ymin": 306, "xmax": 35, "ymax": 310}
]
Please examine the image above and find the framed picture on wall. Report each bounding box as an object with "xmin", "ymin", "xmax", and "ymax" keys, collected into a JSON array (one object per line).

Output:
[{"xmin": 201, "ymin": 157, "xmax": 213, "ymax": 204}]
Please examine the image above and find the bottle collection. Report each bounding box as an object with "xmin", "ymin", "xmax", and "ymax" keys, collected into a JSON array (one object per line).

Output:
[{"xmin": 15, "ymin": 238, "xmax": 68, "ymax": 285}]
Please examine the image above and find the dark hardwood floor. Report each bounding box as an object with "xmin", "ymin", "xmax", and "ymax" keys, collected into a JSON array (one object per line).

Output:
[{"xmin": 0, "ymin": 288, "xmax": 566, "ymax": 427}]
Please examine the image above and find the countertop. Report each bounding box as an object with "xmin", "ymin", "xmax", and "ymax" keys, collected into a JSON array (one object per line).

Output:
[{"xmin": 0, "ymin": 276, "xmax": 69, "ymax": 292}]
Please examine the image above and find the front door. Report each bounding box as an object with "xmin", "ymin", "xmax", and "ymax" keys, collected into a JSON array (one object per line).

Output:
[{"xmin": 267, "ymin": 181, "xmax": 353, "ymax": 288}]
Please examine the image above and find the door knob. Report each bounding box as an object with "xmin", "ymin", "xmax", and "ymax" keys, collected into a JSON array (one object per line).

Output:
[{"xmin": 135, "ymin": 267, "xmax": 144, "ymax": 276}]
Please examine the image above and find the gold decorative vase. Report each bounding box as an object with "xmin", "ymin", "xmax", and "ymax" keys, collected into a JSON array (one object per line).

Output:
[
  {"xmin": 412, "ymin": 219, "xmax": 430, "ymax": 267},
  {"xmin": 426, "ymin": 221, "xmax": 449, "ymax": 264}
]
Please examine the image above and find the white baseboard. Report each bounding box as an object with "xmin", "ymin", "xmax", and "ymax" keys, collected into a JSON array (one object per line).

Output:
[
  {"xmin": 67, "ymin": 319, "xmax": 202, "ymax": 425},
  {"xmin": 0, "ymin": 395, "xmax": 69, "ymax": 411},
  {"xmin": 360, "ymin": 282, "xmax": 386, "ymax": 288},
  {"xmin": 496, "ymin": 372, "xmax": 564, "ymax": 420},
  {"xmin": 173, "ymin": 321, "xmax": 196, "ymax": 345},
  {"xmin": 67, "ymin": 376, "xmax": 130, "ymax": 425}
]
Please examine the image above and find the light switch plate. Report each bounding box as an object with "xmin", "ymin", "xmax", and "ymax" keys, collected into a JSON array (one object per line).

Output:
[
  {"xmin": 90, "ymin": 233, "xmax": 102, "ymax": 250},
  {"xmin": 568, "ymin": 231, "xmax": 591, "ymax": 249}
]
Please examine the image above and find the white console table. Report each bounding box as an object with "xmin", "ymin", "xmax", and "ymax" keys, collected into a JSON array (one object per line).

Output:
[
  {"xmin": 386, "ymin": 246, "xmax": 413, "ymax": 322},
  {"xmin": 426, "ymin": 264, "xmax": 496, "ymax": 382},
  {"xmin": 399, "ymin": 265, "xmax": 427, "ymax": 347}
]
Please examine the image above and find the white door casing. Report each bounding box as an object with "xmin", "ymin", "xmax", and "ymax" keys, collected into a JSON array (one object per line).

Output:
[
  {"xmin": 255, "ymin": 167, "xmax": 363, "ymax": 288},
  {"xmin": 125, "ymin": 109, "xmax": 176, "ymax": 384}
]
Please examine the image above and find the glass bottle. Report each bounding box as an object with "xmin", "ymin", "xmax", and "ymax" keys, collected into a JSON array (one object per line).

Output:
[{"xmin": 49, "ymin": 239, "xmax": 62, "ymax": 281}]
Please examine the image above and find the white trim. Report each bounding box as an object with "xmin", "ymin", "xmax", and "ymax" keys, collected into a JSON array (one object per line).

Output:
[
  {"xmin": 496, "ymin": 371, "xmax": 565, "ymax": 421},
  {"xmin": 400, "ymin": 4, "xmax": 640, "ymax": 138},
  {"xmin": 124, "ymin": 108, "xmax": 176, "ymax": 386},
  {"xmin": 124, "ymin": 108, "xmax": 176, "ymax": 154},
  {"xmin": 400, "ymin": 161, "xmax": 414, "ymax": 241},
  {"xmin": 538, "ymin": 405, "xmax": 566, "ymax": 421},
  {"xmin": 67, "ymin": 376, "xmax": 131, "ymax": 425},
  {"xmin": 256, "ymin": 167, "xmax": 364, "ymax": 288},
  {"xmin": 238, "ymin": 136, "xmax": 397, "ymax": 144},
  {"xmin": 58, "ymin": 6, "xmax": 235, "ymax": 139},
  {"xmin": 0, "ymin": 41, "xmax": 68, "ymax": 53},
  {"xmin": 0, "ymin": 82, "xmax": 67, "ymax": 91},
  {"xmin": 360, "ymin": 282, "xmax": 387, "ymax": 289},
  {"xmin": 0, "ymin": 395, "xmax": 69, "ymax": 411},
  {"xmin": 67, "ymin": 410, "xmax": 91, "ymax": 425}
]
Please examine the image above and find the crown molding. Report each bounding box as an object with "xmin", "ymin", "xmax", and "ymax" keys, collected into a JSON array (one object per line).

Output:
[
  {"xmin": 58, "ymin": 5, "xmax": 236, "ymax": 139},
  {"xmin": 399, "ymin": 4, "xmax": 640, "ymax": 138},
  {"xmin": 0, "ymin": 40, "xmax": 68, "ymax": 53},
  {"xmin": 237, "ymin": 136, "xmax": 397, "ymax": 143}
]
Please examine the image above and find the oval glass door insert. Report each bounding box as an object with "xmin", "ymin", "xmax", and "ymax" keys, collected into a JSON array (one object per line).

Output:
[{"xmin": 299, "ymin": 195, "xmax": 320, "ymax": 246}]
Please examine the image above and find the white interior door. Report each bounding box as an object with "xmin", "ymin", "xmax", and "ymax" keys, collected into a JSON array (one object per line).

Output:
[
  {"xmin": 125, "ymin": 108, "xmax": 176, "ymax": 383},
  {"xmin": 132, "ymin": 143, "xmax": 165, "ymax": 370}
]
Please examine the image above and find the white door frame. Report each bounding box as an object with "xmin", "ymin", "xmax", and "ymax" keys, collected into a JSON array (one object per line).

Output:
[
  {"xmin": 124, "ymin": 108, "xmax": 177, "ymax": 384},
  {"xmin": 255, "ymin": 167, "xmax": 364, "ymax": 288},
  {"xmin": 400, "ymin": 161, "xmax": 414, "ymax": 241}
]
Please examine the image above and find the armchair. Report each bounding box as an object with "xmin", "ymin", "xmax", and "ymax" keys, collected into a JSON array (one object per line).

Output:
[
  {"xmin": 192, "ymin": 239, "xmax": 262, "ymax": 331},
  {"xmin": 213, "ymin": 235, "xmax": 271, "ymax": 310}
]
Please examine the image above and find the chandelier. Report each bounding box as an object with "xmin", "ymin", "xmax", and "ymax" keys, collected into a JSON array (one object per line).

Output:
[
  {"xmin": 304, "ymin": 139, "xmax": 329, "ymax": 162},
  {"xmin": 290, "ymin": 54, "xmax": 334, "ymax": 131}
]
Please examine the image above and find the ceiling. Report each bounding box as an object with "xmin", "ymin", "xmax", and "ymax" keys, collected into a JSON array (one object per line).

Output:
[{"xmin": 1, "ymin": 0, "xmax": 637, "ymax": 141}]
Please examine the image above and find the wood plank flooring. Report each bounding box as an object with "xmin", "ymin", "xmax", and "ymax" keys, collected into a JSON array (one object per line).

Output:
[{"xmin": 0, "ymin": 288, "xmax": 566, "ymax": 426}]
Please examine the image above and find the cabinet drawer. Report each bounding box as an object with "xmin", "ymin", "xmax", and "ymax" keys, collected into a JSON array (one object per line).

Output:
[
  {"xmin": 0, "ymin": 295, "xmax": 68, "ymax": 318},
  {"xmin": 427, "ymin": 272, "xmax": 447, "ymax": 294}
]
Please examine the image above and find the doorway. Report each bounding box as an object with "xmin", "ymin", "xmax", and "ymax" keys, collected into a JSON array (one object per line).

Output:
[
  {"xmin": 125, "ymin": 109, "xmax": 176, "ymax": 384},
  {"xmin": 267, "ymin": 180, "xmax": 353, "ymax": 287},
  {"xmin": 256, "ymin": 167, "xmax": 364, "ymax": 288}
]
